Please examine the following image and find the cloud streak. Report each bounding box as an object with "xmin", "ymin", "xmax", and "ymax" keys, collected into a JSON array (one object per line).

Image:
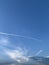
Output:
[
  {"xmin": 0, "ymin": 32, "xmax": 41, "ymax": 41},
  {"xmin": 35, "ymin": 50, "xmax": 43, "ymax": 56}
]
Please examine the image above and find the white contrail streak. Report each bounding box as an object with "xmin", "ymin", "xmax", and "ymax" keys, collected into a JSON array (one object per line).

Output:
[
  {"xmin": 0, "ymin": 32, "xmax": 41, "ymax": 41},
  {"xmin": 35, "ymin": 50, "xmax": 43, "ymax": 56}
]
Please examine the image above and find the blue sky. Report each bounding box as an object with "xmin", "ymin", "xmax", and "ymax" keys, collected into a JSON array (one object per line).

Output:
[{"xmin": 0, "ymin": 0, "xmax": 49, "ymax": 61}]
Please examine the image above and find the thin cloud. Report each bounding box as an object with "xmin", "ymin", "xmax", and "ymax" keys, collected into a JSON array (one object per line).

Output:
[
  {"xmin": 0, "ymin": 32, "xmax": 41, "ymax": 41},
  {"xmin": 46, "ymin": 56, "xmax": 49, "ymax": 58},
  {"xmin": 0, "ymin": 37, "xmax": 9, "ymax": 46},
  {"xmin": 35, "ymin": 50, "xmax": 43, "ymax": 56}
]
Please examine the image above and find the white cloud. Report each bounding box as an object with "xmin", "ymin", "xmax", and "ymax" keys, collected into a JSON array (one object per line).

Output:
[
  {"xmin": 0, "ymin": 32, "xmax": 41, "ymax": 41},
  {"xmin": 4, "ymin": 47, "xmax": 29, "ymax": 63},
  {"xmin": 0, "ymin": 37, "xmax": 9, "ymax": 46},
  {"xmin": 46, "ymin": 56, "xmax": 49, "ymax": 58},
  {"xmin": 35, "ymin": 50, "xmax": 43, "ymax": 56}
]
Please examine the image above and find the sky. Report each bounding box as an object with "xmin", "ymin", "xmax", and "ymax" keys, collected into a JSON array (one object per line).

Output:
[{"xmin": 0, "ymin": 0, "xmax": 49, "ymax": 61}]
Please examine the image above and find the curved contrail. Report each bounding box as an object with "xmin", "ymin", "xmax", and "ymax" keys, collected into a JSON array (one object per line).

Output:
[{"xmin": 0, "ymin": 32, "xmax": 41, "ymax": 41}]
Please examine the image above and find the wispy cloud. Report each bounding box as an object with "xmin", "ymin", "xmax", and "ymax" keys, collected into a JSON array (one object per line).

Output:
[
  {"xmin": 35, "ymin": 50, "xmax": 43, "ymax": 56},
  {"xmin": 0, "ymin": 32, "xmax": 41, "ymax": 41},
  {"xmin": 4, "ymin": 47, "xmax": 29, "ymax": 63},
  {"xmin": 46, "ymin": 56, "xmax": 49, "ymax": 58},
  {"xmin": 0, "ymin": 37, "xmax": 9, "ymax": 46}
]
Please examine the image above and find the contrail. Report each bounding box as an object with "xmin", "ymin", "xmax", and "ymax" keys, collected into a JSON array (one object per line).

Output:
[
  {"xmin": 35, "ymin": 50, "xmax": 43, "ymax": 56},
  {"xmin": 0, "ymin": 32, "xmax": 41, "ymax": 41}
]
